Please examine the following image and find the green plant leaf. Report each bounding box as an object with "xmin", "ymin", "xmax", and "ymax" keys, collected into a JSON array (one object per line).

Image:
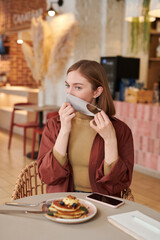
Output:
[{"xmin": 129, "ymin": 0, "xmax": 151, "ymax": 53}]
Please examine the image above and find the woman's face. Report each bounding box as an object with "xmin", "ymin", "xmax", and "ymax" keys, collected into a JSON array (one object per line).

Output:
[{"xmin": 65, "ymin": 70, "xmax": 97, "ymax": 104}]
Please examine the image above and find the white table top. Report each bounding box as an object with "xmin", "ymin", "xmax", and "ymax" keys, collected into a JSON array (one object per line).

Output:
[
  {"xmin": 0, "ymin": 192, "xmax": 160, "ymax": 240},
  {"xmin": 15, "ymin": 104, "xmax": 60, "ymax": 112}
]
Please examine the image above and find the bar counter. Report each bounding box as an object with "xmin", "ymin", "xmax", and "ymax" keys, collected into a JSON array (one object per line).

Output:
[
  {"xmin": 0, "ymin": 85, "xmax": 38, "ymax": 97},
  {"xmin": 0, "ymin": 86, "xmax": 39, "ymax": 136}
]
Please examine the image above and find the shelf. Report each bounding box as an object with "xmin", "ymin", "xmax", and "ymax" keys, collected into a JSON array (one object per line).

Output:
[
  {"xmin": 149, "ymin": 57, "xmax": 160, "ymax": 61},
  {"xmin": 0, "ymin": 106, "xmax": 26, "ymax": 115},
  {"xmin": 0, "ymin": 86, "xmax": 39, "ymax": 97},
  {"xmin": 150, "ymin": 30, "xmax": 160, "ymax": 35}
]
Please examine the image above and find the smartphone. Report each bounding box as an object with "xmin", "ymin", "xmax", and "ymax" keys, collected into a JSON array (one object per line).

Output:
[{"xmin": 86, "ymin": 193, "xmax": 124, "ymax": 208}]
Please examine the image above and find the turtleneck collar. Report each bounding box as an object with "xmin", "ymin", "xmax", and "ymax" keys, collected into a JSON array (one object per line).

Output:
[{"xmin": 75, "ymin": 111, "xmax": 94, "ymax": 120}]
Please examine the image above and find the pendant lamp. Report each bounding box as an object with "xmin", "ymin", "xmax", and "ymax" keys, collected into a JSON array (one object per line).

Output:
[{"xmin": 149, "ymin": 0, "xmax": 160, "ymax": 17}]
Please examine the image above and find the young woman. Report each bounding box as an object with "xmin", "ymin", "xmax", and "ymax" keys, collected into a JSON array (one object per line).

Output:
[{"xmin": 37, "ymin": 60, "xmax": 134, "ymax": 197}]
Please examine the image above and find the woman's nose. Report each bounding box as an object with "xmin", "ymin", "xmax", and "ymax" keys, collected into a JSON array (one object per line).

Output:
[{"xmin": 67, "ymin": 87, "xmax": 73, "ymax": 95}]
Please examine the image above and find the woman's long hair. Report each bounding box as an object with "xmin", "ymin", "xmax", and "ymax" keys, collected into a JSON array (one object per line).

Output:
[{"xmin": 67, "ymin": 60, "xmax": 115, "ymax": 116}]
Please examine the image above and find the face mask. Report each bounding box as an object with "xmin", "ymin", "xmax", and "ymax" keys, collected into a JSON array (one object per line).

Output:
[{"xmin": 66, "ymin": 93, "xmax": 101, "ymax": 116}]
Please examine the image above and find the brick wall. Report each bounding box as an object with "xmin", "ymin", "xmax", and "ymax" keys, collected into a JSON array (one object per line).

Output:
[
  {"xmin": 9, "ymin": 33, "xmax": 37, "ymax": 87},
  {"xmin": 114, "ymin": 101, "xmax": 160, "ymax": 172},
  {"xmin": 0, "ymin": 56, "xmax": 10, "ymax": 74},
  {"xmin": 0, "ymin": 0, "xmax": 46, "ymax": 87},
  {"xmin": 0, "ymin": 1, "xmax": 11, "ymax": 33}
]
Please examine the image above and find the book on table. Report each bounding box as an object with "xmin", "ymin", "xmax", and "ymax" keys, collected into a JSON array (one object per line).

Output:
[{"xmin": 107, "ymin": 210, "xmax": 160, "ymax": 240}]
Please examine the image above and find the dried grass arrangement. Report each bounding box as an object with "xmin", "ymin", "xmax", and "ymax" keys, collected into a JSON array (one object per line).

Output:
[{"xmin": 22, "ymin": 13, "xmax": 78, "ymax": 86}]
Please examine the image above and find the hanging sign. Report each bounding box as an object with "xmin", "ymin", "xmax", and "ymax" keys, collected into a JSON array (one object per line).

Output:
[
  {"xmin": 0, "ymin": 0, "xmax": 46, "ymax": 34},
  {"xmin": 12, "ymin": 8, "xmax": 43, "ymax": 25}
]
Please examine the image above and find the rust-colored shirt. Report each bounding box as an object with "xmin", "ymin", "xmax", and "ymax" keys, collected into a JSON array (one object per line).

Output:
[{"xmin": 37, "ymin": 114, "xmax": 134, "ymax": 197}]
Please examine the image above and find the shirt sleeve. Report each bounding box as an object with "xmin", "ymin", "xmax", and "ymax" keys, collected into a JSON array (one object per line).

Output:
[
  {"xmin": 103, "ymin": 159, "xmax": 117, "ymax": 175},
  {"xmin": 53, "ymin": 148, "xmax": 67, "ymax": 167},
  {"xmin": 95, "ymin": 123, "xmax": 134, "ymax": 196},
  {"xmin": 37, "ymin": 118, "xmax": 72, "ymax": 185}
]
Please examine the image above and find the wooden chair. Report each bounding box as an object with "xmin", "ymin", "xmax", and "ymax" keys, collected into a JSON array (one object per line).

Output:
[
  {"xmin": 12, "ymin": 161, "xmax": 46, "ymax": 200},
  {"xmin": 8, "ymin": 102, "xmax": 39, "ymax": 156},
  {"xmin": 31, "ymin": 111, "xmax": 58, "ymax": 159}
]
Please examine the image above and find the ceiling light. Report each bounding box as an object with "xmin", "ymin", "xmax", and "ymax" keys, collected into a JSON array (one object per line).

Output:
[
  {"xmin": 17, "ymin": 32, "xmax": 23, "ymax": 44},
  {"xmin": 149, "ymin": 0, "xmax": 160, "ymax": 18},
  {"xmin": 17, "ymin": 39, "xmax": 23, "ymax": 44},
  {"xmin": 47, "ymin": 0, "xmax": 63, "ymax": 17},
  {"xmin": 48, "ymin": 6, "xmax": 57, "ymax": 17}
]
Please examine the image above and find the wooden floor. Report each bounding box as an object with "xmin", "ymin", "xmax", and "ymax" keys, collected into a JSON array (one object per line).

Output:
[{"xmin": 0, "ymin": 128, "xmax": 160, "ymax": 212}]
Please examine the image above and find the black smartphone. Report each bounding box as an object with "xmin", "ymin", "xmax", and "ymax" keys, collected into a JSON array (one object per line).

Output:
[{"xmin": 86, "ymin": 193, "xmax": 124, "ymax": 208}]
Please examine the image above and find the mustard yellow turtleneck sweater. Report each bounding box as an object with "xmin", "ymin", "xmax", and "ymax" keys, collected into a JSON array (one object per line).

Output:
[
  {"xmin": 53, "ymin": 112, "xmax": 116, "ymax": 192},
  {"xmin": 68, "ymin": 112, "xmax": 96, "ymax": 192}
]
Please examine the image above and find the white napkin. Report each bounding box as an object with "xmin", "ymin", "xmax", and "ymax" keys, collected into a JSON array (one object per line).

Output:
[{"xmin": 66, "ymin": 94, "xmax": 101, "ymax": 116}]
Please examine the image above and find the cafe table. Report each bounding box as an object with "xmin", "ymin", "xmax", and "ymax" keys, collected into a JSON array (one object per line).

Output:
[
  {"xmin": 0, "ymin": 192, "xmax": 160, "ymax": 240},
  {"xmin": 15, "ymin": 104, "xmax": 59, "ymax": 129},
  {"xmin": 15, "ymin": 104, "xmax": 59, "ymax": 158}
]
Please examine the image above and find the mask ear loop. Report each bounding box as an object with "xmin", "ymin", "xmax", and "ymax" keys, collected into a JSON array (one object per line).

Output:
[{"xmin": 86, "ymin": 103, "xmax": 101, "ymax": 114}]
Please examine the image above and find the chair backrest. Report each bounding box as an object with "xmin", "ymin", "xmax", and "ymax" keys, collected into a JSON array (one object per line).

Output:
[
  {"xmin": 11, "ymin": 161, "xmax": 46, "ymax": 200},
  {"xmin": 14, "ymin": 102, "xmax": 36, "ymax": 108},
  {"xmin": 121, "ymin": 188, "xmax": 134, "ymax": 201},
  {"xmin": 11, "ymin": 102, "xmax": 39, "ymax": 124}
]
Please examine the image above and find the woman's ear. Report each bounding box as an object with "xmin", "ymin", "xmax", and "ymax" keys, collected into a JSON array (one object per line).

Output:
[{"xmin": 93, "ymin": 86, "xmax": 103, "ymax": 98}]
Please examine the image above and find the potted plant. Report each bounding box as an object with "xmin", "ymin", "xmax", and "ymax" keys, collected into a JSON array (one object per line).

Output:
[{"xmin": 128, "ymin": 0, "xmax": 153, "ymax": 53}]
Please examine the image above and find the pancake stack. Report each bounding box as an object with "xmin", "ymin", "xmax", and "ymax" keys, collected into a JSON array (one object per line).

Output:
[{"xmin": 48, "ymin": 195, "xmax": 88, "ymax": 219}]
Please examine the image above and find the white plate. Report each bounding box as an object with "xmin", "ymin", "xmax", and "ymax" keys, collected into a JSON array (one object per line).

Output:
[{"xmin": 44, "ymin": 198, "xmax": 97, "ymax": 224}]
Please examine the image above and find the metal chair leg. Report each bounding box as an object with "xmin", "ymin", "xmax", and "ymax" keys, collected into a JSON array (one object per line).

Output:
[
  {"xmin": 8, "ymin": 124, "xmax": 14, "ymax": 150},
  {"xmin": 31, "ymin": 130, "xmax": 36, "ymax": 159},
  {"xmin": 23, "ymin": 128, "xmax": 26, "ymax": 156}
]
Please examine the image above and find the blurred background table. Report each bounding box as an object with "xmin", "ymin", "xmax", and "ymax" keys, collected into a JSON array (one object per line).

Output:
[
  {"xmin": 15, "ymin": 104, "xmax": 59, "ymax": 158},
  {"xmin": 15, "ymin": 104, "xmax": 59, "ymax": 128}
]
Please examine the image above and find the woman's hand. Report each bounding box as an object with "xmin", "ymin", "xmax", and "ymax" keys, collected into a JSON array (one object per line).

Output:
[
  {"xmin": 90, "ymin": 110, "xmax": 118, "ymax": 165},
  {"xmin": 59, "ymin": 102, "xmax": 75, "ymax": 133},
  {"xmin": 53, "ymin": 102, "xmax": 75, "ymax": 157},
  {"xmin": 90, "ymin": 110, "xmax": 116, "ymax": 141}
]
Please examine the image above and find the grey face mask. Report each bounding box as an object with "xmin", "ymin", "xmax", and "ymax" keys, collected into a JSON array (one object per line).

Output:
[{"xmin": 66, "ymin": 94, "xmax": 101, "ymax": 116}]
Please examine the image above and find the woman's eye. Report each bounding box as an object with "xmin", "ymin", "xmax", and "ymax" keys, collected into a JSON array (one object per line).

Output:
[
  {"xmin": 76, "ymin": 86, "xmax": 81, "ymax": 90},
  {"xmin": 65, "ymin": 84, "xmax": 70, "ymax": 88}
]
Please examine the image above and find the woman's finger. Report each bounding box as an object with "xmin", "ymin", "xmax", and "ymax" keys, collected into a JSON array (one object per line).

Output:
[
  {"xmin": 90, "ymin": 119, "xmax": 97, "ymax": 131},
  {"xmin": 61, "ymin": 102, "xmax": 70, "ymax": 109},
  {"xmin": 100, "ymin": 110, "xmax": 110, "ymax": 123},
  {"xmin": 66, "ymin": 112, "xmax": 76, "ymax": 121},
  {"xmin": 96, "ymin": 112, "xmax": 105, "ymax": 124},
  {"xmin": 94, "ymin": 113, "xmax": 101, "ymax": 126},
  {"xmin": 63, "ymin": 105, "xmax": 74, "ymax": 114},
  {"xmin": 59, "ymin": 103, "xmax": 74, "ymax": 117},
  {"xmin": 59, "ymin": 102, "xmax": 72, "ymax": 112},
  {"xmin": 62, "ymin": 108, "xmax": 75, "ymax": 119}
]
